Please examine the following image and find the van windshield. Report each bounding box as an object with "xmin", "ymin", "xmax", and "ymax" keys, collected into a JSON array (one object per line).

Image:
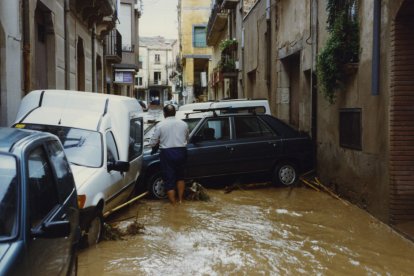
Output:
[
  {"xmin": 0, "ymin": 154, "xmax": 18, "ymax": 240},
  {"xmin": 22, "ymin": 124, "xmax": 103, "ymax": 168}
]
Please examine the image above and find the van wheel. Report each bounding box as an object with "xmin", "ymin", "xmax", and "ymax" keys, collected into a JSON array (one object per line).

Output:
[
  {"xmin": 147, "ymin": 172, "xmax": 167, "ymax": 199},
  {"xmin": 86, "ymin": 214, "xmax": 103, "ymax": 246},
  {"xmin": 273, "ymin": 162, "xmax": 298, "ymax": 186}
]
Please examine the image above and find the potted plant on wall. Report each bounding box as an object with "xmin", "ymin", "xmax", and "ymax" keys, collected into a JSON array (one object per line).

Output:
[{"xmin": 219, "ymin": 38, "xmax": 238, "ymax": 53}]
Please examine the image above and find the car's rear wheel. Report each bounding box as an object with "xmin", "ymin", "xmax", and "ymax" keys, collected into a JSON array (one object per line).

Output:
[
  {"xmin": 86, "ymin": 214, "xmax": 103, "ymax": 246},
  {"xmin": 147, "ymin": 171, "xmax": 167, "ymax": 199},
  {"xmin": 273, "ymin": 162, "xmax": 298, "ymax": 186}
]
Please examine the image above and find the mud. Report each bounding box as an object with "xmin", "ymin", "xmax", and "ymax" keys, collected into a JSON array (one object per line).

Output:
[{"xmin": 78, "ymin": 185, "xmax": 414, "ymax": 275}]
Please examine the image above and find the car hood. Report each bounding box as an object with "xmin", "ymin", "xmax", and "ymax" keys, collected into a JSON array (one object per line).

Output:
[
  {"xmin": 70, "ymin": 164, "xmax": 99, "ymax": 190},
  {"xmin": 0, "ymin": 243, "xmax": 11, "ymax": 262}
]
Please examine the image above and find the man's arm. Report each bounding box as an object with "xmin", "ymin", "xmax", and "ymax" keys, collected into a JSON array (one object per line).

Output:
[{"xmin": 149, "ymin": 124, "xmax": 161, "ymax": 147}]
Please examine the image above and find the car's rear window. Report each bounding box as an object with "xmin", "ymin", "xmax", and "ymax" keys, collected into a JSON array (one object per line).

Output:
[
  {"xmin": 19, "ymin": 124, "xmax": 103, "ymax": 168},
  {"xmin": 0, "ymin": 154, "xmax": 18, "ymax": 240}
]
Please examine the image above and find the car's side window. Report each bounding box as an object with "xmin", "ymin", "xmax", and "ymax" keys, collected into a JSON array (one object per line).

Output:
[
  {"xmin": 27, "ymin": 146, "xmax": 59, "ymax": 228},
  {"xmin": 129, "ymin": 118, "xmax": 143, "ymax": 161},
  {"xmin": 196, "ymin": 118, "xmax": 230, "ymax": 141},
  {"xmin": 106, "ymin": 131, "xmax": 119, "ymax": 163},
  {"xmin": 234, "ymin": 116, "xmax": 275, "ymax": 139},
  {"xmin": 46, "ymin": 141, "xmax": 75, "ymax": 202}
]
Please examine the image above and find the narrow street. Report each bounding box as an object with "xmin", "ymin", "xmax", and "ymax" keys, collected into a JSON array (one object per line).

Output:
[{"xmin": 78, "ymin": 185, "xmax": 414, "ymax": 275}]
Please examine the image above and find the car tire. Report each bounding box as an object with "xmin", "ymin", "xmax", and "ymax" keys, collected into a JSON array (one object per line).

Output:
[
  {"xmin": 86, "ymin": 214, "xmax": 103, "ymax": 246},
  {"xmin": 147, "ymin": 171, "xmax": 167, "ymax": 199},
  {"xmin": 273, "ymin": 162, "xmax": 298, "ymax": 186}
]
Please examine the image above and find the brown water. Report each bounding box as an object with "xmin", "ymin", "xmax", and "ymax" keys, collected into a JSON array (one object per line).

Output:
[{"xmin": 78, "ymin": 186, "xmax": 414, "ymax": 275}]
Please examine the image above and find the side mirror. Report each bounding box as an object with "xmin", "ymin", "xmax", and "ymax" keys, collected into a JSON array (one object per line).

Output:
[
  {"xmin": 32, "ymin": 221, "xmax": 71, "ymax": 239},
  {"xmin": 107, "ymin": 160, "xmax": 130, "ymax": 172},
  {"xmin": 191, "ymin": 135, "xmax": 203, "ymax": 144}
]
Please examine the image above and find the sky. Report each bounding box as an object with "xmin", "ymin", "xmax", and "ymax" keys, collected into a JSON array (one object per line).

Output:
[{"xmin": 140, "ymin": 0, "xmax": 179, "ymax": 39}]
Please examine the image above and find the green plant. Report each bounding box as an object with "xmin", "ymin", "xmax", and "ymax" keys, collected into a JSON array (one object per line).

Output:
[
  {"xmin": 219, "ymin": 39, "xmax": 238, "ymax": 52},
  {"xmin": 219, "ymin": 57, "xmax": 235, "ymax": 72},
  {"xmin": 317, "ymin": 0, "xmax": 359, "ymax": 104}
]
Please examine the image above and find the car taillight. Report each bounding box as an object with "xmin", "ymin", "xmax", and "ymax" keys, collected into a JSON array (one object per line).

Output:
[{"xmin": 77, "ymin": 195, "xmax": 86, "ymax": 209}]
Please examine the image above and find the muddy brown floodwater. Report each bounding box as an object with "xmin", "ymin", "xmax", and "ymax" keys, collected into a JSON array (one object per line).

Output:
[{"xmin": 78, "ymin": 185, "xmax": 414, "ymax": 275}]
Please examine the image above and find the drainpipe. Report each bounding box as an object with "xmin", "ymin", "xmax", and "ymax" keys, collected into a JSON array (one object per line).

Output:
[
  {"xmin": 372, "ymin": 0, "xmax": 381, "ymax": 96},
  {"xmin": 265, "ymin": 0, "xmax": 271, "ymax": 88},
  {"xmin": 310, "ymin": 0, "xmax": 318, "ymax": 168},
  {"xmin": 22, "ymin": 0, "xmax": 31, "ymax": 94},
  {"xmin": 92, "ymin": 24, "xmax": 96, "ymax": 92},
  {"xmin": 64, "ymin": 0, "xmax": 70, "ymax": 89}
]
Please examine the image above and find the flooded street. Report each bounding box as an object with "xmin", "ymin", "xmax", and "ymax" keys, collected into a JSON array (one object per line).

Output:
[{"xmin": 78, "ymin": 186, "xmax": 414, "ymax": 275}]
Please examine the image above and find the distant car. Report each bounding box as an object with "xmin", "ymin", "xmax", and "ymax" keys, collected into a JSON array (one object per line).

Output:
[
  {"xmin": 139, "ymin": 107, "xmax": 314, "ymax": 199},
  {"xmin": 0, "ymin": 127, "xmax": 80, "ymax": 275},
  {"xmin": 13, "ymin": 90, "xmax": 144, "ymax": 246}
]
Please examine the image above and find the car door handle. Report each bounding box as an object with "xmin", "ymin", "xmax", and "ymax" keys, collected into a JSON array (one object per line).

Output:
[
  {"xmin": 268, "ymin": 142, "xmax": 277, "ymax": 147},
  {"xmin": 226, "ymin": 146, "xmax": 235, "ymax": 152}
]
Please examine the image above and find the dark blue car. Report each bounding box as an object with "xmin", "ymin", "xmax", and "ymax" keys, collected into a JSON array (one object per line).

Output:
[
  {"xmin": 0, "ymin": 128, "xmax": 80, "ymax": 276},
  {"xmin": 140, "ymin": 109, "xmax": 314, "ymax": 199}
]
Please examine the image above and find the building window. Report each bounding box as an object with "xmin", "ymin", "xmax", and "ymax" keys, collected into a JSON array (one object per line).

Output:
[
  {"xmin": 155, "ymin": 54, "xmax": 160, "ymax": 64},
  {"xmin": 339, "ymin": 108, "xmax": 362, "ymax": 150},
  {"xmin": 136, "ymin": 77, "xmax": 143, "ymax": 86},
  {"xmin": 154, "ymin": 72, "xmax": 161, "ymax": 84},
  {"xmin": 193, "ymin": 26, "xmax": 207, "ymax": 48}
]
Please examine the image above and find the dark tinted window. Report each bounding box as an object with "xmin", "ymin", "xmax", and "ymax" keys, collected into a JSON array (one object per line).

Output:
[
  {"xmin": 196, "ymin": 118, "xmax": 230, "ymax": 141},
  {"xmin": 28, "ymin": 146, "xmax": 59, "ymax": 227},
  {"xmin": 0, "ymin": 154, "xmax": 18, "ymax": 238},
  {"xmin": 234, "ymin": 116, "xmax": 275, "ymax": 139},
  {"xmin": 106, "ymin": 132, "xmax": 119, "ymax": 163},
  {"xmin": 129, "ymin": 118, "xmax": 143, "ymax": 161},
  {"xmin": 339, "ymin": 108, "xmax": 362, "ymax": 150},
  {"xmin": 46, "ymin": 141, "xmax": 75, "ymax": 201}
]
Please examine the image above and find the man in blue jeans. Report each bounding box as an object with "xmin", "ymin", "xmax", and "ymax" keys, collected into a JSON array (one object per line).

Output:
[{"xmin": 150, "ymin": 104, "xmax": 189, "ymax": 204}]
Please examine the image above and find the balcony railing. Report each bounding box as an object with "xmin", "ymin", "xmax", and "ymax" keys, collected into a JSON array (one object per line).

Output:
[
  {"xmin": 105, "ymin": 29, "xmax": 122, "ymax": 63},
  {"xmin": 207, "ymin": 4, "xmax": 228, "ymax": 46},
  {"xmin": 149, "ymin": 80, "xmax": 168, "ymax": 86}
]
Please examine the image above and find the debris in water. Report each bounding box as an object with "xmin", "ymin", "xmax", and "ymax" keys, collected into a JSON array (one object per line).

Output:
[
  {"xmin": 103, "ymin": 220, "xmax": 145, "ymax": 241},
  {"xmin": 186, "ymin": 182, "xmax": 210, "ymax": 201}
]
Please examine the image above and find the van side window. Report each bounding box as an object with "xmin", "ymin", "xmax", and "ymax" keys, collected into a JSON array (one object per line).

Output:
[
  {"xmin": 106, "ymin": 132, "xmax": 119, "ymax": 163},
  {"xmin": 129, "ymin": 118, "xmax": 143, "ymax": 161},
  {"xmin": 27, "ymin": 146, "xmax": 59, "ymax": 228},
  {"xmin": 46, "ymin": 141, "xmax": 75, "ymax": 201}
]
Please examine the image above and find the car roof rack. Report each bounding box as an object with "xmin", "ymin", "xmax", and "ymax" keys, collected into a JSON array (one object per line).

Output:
[{"xmin": 185, "ymin": 106, "xmax": 263, "ymax": 118}]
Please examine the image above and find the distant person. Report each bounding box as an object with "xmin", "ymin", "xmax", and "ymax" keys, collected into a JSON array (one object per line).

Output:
[{"xmin": 150, "ymin": 104, "xmax": 189, "ymax": 204}]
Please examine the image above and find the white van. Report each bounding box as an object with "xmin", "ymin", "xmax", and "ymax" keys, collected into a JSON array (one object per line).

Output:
[
  {"xmin": 176, "ymin": 99, "xmax": 271, "ymax": 119},
  {"xmin": 14, "ymin": 90, "xmax": 144, "ymax": 245}
]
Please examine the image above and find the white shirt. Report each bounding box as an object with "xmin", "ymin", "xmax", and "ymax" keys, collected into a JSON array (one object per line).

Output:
[{"xmin": 150, "ymin": 116, "xmax": 189, "ymax": 149}]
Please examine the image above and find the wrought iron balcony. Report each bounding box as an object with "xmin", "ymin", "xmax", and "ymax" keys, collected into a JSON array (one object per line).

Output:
[
  {"xmin": 105, "ymin": 29, "xmax": 122, "ymax": 63},
  {"xmin": 207, "ymin": 4, "xmax": 228, "ymax": 46},
  {"xmin": 149, "ymin": 80, "xmax": 168, "ymax": 86},
  {"xmin": 71, "ymin": 0, "xmax": 116, "ymax": 30}
]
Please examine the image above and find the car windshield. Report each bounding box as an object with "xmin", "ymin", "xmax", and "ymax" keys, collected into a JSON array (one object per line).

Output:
[
  {"xmin": 23, "ymin": 124, "xmax": 103, "ymax": 168},
  {"xmin": 0, "ymin": 154, "xmax": 18, "ymax": 240}
]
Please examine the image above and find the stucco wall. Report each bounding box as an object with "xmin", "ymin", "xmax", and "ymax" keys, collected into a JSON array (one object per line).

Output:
[
  {"xmin": 316, "ymin": 0, "xmax": 400, "ymax": 222},
  {"xmin": 242, "ymin": 0, "xmax": 269, "ymax": 100},
  {"xmin": 0, "ymin": 1, "xmax": 22, "ymax": 126}
]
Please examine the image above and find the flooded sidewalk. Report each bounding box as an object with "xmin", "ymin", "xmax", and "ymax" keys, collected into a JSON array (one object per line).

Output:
[{"xmin": 78, "ymin": 186, "xmax": 414, "ymax": 275}]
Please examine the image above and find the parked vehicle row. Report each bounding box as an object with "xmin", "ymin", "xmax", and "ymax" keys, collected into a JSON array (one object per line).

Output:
[{"xmin": 0, "ymin": 93, "xmax": 314, "ymax": 274}]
